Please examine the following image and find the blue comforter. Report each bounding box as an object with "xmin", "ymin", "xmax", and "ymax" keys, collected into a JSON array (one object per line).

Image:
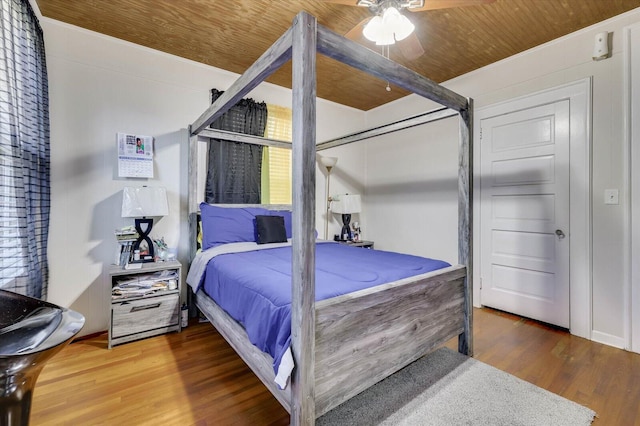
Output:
[{"xmin": 196, "ymin": 242, "xmax": 450, "ymax": 376}]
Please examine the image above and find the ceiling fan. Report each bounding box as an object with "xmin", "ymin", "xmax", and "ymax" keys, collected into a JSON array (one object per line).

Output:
[{"xmin": 322, "ymin": 0, "xmax": 496, "ymax": 60}]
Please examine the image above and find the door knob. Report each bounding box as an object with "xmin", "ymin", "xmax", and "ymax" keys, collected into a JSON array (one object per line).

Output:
[{"xmin": 555, "ymin": 229, "xmax": 565, "ymax": 239}]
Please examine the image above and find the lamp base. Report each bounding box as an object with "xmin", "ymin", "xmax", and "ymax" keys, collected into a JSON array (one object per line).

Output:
[
  {"xmin": 341, "ymin": 214, "xmax": 353, "ymax": 241},
  {"xmin": 132, "ymin": 218, "xmax": 156, "ymax": 262}
]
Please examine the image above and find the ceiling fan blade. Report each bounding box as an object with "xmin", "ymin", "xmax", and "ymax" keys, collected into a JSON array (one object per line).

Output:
[
  {"xmin": 408, "ymin": 0, "xmax": 496, "ymax": 12},
  {"xmin": 397, "ymin": 32, "xmax": 425, "ymax": 60},
  {"xmin": 319, "ymin": 0, "xmax": 360, "ymax": 5},
  {"xmin": 344, "ymin": 17, "xmax": 371, "ymax": 40}
]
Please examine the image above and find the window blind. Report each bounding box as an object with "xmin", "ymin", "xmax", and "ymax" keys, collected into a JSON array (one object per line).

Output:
[
  {"xmin": 264, "ymin": 105, "xmax": 292, "ymax": 204},
  {"xmin": 0, "ymin": 0, "xmax": 50, "ymax": 298}
]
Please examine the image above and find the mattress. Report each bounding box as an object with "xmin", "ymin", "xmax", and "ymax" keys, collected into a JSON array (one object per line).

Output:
[{"xmin": 187, "ymin": 241, "xmax": 450, "ymax": 388}]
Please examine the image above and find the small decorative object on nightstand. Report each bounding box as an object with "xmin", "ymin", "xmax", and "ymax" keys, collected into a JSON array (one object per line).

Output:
[
  {"xmin": 108, "ymin": 260, "xmax": 182, "ymax": 348},
  {"xmin": 339, "ymin": 240, "xmax": 374, "ymax": 249}
]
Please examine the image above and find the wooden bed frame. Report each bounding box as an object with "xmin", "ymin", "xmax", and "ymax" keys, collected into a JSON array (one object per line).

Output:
[{"xmin": 187, "ymin": 12, "xmax": 473, "ymax": 425}]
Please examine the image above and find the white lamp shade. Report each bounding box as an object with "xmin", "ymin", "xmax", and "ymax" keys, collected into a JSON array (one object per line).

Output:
[
  {"xmin": 375, "ymin": 28, "xmax": 396, "ymax": 46},
  {"xmin": 331, "ymin": 194, "xmax": 362, "ymax": 214},
  {"xmin": 318, "ymin": 156, "xmax": 338, "ymax": 169},
  {"xmin": 363, "ymin": 15, "xmax": 384, "ymax": 43},
  {"xmin": 393, "ymin": 14, "xmax": 415, "ymax": 42},
  {"xmin": 121, "ymin": 186, "xmax": 169, "ymax": 217}
]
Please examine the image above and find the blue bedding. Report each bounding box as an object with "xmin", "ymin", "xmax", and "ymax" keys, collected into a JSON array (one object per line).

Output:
[{"xmin": 198, "ymin": 242, "xmax": 450, "ymax": 376}]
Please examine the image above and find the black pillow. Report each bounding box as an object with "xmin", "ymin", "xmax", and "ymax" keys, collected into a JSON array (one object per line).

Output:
[{"xmin": 255, "ymin": 215, "xmax": 287, "ymax": 244}]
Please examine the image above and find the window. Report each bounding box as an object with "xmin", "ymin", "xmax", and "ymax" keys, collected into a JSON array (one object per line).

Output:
[
  {"xmin": 0, "ymin": 0, "xmax": 50, "ymax": 298},
  {"xmin": 263, "ymin": 104, "xmax": 292, "ymax": 204}
]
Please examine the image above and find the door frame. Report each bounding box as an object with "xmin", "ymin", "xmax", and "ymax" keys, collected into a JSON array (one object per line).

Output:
[
  {"xmin": 473, "ymin": 78, "xmax": 592, "ymax": 339},
  {"xmin": 625, "ymin": 22, "xmax": 640, "ymax": 353}
]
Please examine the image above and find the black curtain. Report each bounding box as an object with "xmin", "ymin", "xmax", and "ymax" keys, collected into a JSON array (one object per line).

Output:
[
  {"xmin": 0, "ymin": 0, "xmax": 50, "ymax": 299},
  {"xmin": 205, "ymin": 89, "xmax": 267, "ymax": 203}
]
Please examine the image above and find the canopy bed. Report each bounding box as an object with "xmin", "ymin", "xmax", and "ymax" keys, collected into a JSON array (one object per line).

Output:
[{"xmin": 186, "ymin": 12, "xmax": 473, "ymax": 425}]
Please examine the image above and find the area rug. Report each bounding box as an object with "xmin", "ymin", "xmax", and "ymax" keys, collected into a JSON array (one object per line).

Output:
[{"xmin": 317, "ymin": 347, "xmax": 595, "ymax": 426}]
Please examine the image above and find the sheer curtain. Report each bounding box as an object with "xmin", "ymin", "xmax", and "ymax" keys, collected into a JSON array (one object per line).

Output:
[
  {"xmin": 0, "ymin": 0, "xmax": 50, "ymax": 298},
  {"xmin": 205, "ymin": 89, "xmax": 267, "ymax": 204}
]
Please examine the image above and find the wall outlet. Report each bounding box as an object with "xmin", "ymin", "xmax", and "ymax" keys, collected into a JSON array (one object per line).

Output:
[{"xmin": 604, "ymin": 189, "xmax": 619, "ymax": 205}]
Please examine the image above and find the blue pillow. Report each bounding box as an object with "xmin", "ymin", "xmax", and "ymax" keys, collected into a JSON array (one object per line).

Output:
[{"xmin": 199, "ymin": 203, "xmax": 269, "ymax": 250}]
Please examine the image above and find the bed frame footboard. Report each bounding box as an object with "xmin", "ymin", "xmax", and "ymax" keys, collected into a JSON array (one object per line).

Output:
[{"xmin": 313, "ymin": 265, "xmax": 467, "ymax": 416}]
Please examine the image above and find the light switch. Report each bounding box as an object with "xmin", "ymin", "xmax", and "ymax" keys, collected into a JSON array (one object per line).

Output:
[{"xmin": 604, "ymin": 189, "xmax": 619, "ymax": 205}]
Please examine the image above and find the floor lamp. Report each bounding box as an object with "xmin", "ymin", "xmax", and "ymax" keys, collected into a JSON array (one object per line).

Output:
[{"xmin": 318, "ymin": 156, "xmax": 337, "ymax": 240}]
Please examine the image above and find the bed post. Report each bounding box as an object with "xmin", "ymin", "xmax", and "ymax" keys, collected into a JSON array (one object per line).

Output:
[
  {"xmin": 290, "ymin": 12, "xmax": 317, "ymax": 426},
  {"xmin": 187, "ymin": 129, "xmax": 199, "ymax": 316},
  {"xmin": 188, "ymin": 128, "xmax": 199, "ymax": 264},
  {"xmin": 458, "ymin": 99, "xmax": 474, "ymax": 356}
]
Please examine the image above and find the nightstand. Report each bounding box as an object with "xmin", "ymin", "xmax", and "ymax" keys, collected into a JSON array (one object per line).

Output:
[
  {"xmin": 108, "ymin": 260, "xmax": 182, "ymax": 349},
  {"xmin": 339, "ymin": 240, "xmax": 374, "ymax": 249}
]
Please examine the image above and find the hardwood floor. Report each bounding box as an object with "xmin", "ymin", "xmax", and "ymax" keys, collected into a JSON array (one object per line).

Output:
[{"xmin": 31, "ymin": 307, "xmax": 640, "ymax": 425}]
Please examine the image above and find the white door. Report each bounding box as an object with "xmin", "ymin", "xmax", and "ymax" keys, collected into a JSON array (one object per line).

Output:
[{"xmin": 480, "ymin": 100, "xmax": 570, "ymax": 328}]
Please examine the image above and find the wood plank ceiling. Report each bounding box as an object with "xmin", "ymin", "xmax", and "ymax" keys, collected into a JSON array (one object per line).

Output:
[{"xmin": 35, "ymin": 0, "xmax": 640, "ymax": 111}]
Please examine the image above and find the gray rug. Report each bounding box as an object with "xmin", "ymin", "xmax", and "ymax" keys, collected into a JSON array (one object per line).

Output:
[{"xmin": 317, "ymin": 347, "xmax": 595, "ymax": 426}]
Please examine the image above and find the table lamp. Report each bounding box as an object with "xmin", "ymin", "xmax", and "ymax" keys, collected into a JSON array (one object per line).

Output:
[
  {"xmin": 121, "ymin": 186, "xmax": 169, "ymax": 262},
  {"xmin": 331, "ymin": 194, "xmax": 361, "ymax": 241}
]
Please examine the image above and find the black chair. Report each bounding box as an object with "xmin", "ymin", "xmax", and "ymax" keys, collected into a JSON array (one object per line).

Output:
[{"xmin": 0, "ymin": 289, "xmax": 84, "ymax": 426}]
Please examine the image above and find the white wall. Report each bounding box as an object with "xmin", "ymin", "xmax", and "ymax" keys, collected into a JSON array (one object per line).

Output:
[
  {"xmin": 363, "ymin": 116, "xmax": 459, "ymax": 263},
  {"xmin": 37, "ymin": 11, "xmax": 365, "ymax": 336},
  {"xmin": 363, "ymin": 7, "xmax": 640, "ymax": 348}
]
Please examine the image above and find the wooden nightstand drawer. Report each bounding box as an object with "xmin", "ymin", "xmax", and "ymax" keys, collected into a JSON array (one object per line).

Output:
[{"xmin": 111, "ymin": 293, "xmax": 179, "ymax": 338}]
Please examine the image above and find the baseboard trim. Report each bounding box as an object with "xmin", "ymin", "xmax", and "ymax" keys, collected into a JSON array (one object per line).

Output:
[
  {"xmin": 72, "ymin": 330, "xmax": 107, "ymax": 343},
  {"xmin": 591, "ymin": 330, "xmax": 626, "ymax": 350}
]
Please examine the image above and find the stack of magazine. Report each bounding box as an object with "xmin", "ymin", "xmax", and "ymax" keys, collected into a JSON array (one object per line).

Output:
[
  {"xmin": 115, "ymin": 227, "xmax": 139, "ymax": 267},
  {"xmin": 112, "ymin": 270, "xmax": 179, "ymax": 299}
]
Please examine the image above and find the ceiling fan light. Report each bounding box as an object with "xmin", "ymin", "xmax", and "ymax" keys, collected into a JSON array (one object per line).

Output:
[
  {"xmin": 375, "ymin": 30, "xmax": 395, "ymax": 46},
  {"xmin": 363, "ymin": 15, "xmax": 384, "ymax": 42},
  {"xmin": 393, "ymin": 15, "xmax": 415, "ymax": 41},
  {"xmin": 382, "ymin": 6, "xmax": 402, "ymax": 26},
  {"xmin": 363, "ymin": 5, "xmax": 415, "ymax": 46},
  {"xmin": 380, "ymin": 6, "xmax": 415, "ymax": 42}
]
